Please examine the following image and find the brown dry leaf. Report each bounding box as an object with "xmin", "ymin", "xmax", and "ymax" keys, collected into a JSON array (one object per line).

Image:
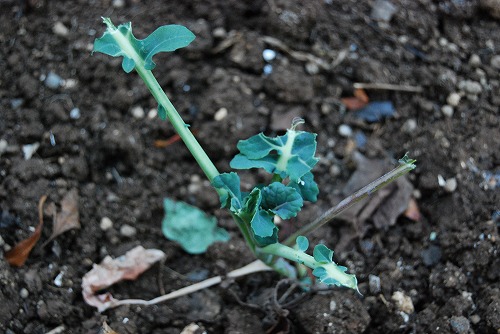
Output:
[
  {"xmin": 99, "ymin": 321, "xmax": 119, "ymax": 334},
  {"xmin": 44, "ymin": 188, "xmax": 80, "ymax": 245},
  {"xmin": 404, "ymin": 198, "xmax": 421, "ymax": 222},
  {"xmin": 5, "ymin": 195, "xmax": 47, "ymax": 266},
  {"xmin": 335, "ymin": 152, "xmax": 414, "ymax": 249},
  {"xmin": 341, "ymin": 88, "xmax": 370, "ymax": 111},
  {"xmin": 82, "ymin": 246, "xmax": 166, "ymax": 312}
]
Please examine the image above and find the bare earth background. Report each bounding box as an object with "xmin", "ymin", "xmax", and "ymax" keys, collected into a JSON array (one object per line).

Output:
[{"xmin": 0, "ymin": 0, "xmax": 499, "ymax": 333}]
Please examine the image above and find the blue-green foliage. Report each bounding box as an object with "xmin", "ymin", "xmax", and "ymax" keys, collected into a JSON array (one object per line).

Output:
[
  {"xmin": 162, "ymin": 198, "xmax": 229, "ymax": 254},
  {"xmin": 93, "ymin": 20, "xmax": 195, "ymax": 73},
  {"xmin": 261, "ymin": 182, "xmax": 303, "ymax": 219},
  {"xmin": 296, "ymin": 236, "xmax": 309, "ymax": 252},
  {"xmin": 311, "ymin": 244, "xmax": 358, "ymax": 290}
]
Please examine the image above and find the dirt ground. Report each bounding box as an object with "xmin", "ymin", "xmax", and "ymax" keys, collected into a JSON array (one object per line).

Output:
[{"xmin": 1, "ymin": 0, "xmax": 499, "ymax": 333}]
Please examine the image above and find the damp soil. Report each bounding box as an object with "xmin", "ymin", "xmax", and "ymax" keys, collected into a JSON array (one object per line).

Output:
[{"xmin": 1, "ymin": 0, "xmax": 499, "ymax": 333}]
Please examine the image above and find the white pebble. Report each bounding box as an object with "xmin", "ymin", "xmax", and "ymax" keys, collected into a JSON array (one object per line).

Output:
[
  {"xmin": 53, "ymin": 22, "xmax": 69, "ymax": 37},
  {"xmin": 212, "ymin": 27, "xmax": 227, "ymax": 38},
  {"xmin": 20, "ymin": 288, "xmax": 29, "ymax": 299},
  {"xmin": 468, "ymin": 54, "xmax": 481, "ymax": 67},
  {"xmin": 22, "ymin": 142, "xmax": 40, "ymax": 160},
  {"xmin": 112, "ymin": 0, "xmax": 125, "ymax": 8},
  {"xmin": 62, "ymin": 78, "xmax": 78, "ymax": 89},
  {"xmin": 262, "ymin": 49, "xmax": 276, "ymax": 62},
  {"xmin": 120, "ymin": 224, "xmax": 137, "ymax": 237},
  {"xmin": 490, "ymin": 55, "xmax": 500, "ymax": 70},
  {"xmin": 69, "ymin": 108, "xmax": 81, "ymax": 119},
  {"xmin": 147, "ymin": 108, "xmax": 157, "ymax": 119},
  {"xmin": 391, "ymin": 291, "xmax": 414, "ymax": 314},
  {"xmin": 402, "ymin": 119, "xmax": 417, "ymax": 133},
  {"xmin": 338, "ymin": 124, "xmax": 353, "ymax": 137},
  {"xmin": 305, "ymin": 62, "xmax": 319, "ymax": 75},
  {"xmin": 44, "ymin": 72, "xmax": 63, "ymax": 89},
  {"xmin": 131, "ymin": 106, "xmax": 145, "ymax": 119},
  {"xmin": 214, "ymin": 107, "xmax": 228, "ymax": 121},
  {"xmin": 0, "ymin": 139, "xmax": 7, "ymax": 156},
  {"xmin": 446, "ymin": 93, "xmax": 461, "ymax": 107},
  {"xmin": 444, "ymin": 177, "xmax": 457, "ymax": 193},
  {"xmin": 100, "ymin": 217, "xmax": 113, "ymax": 231},
  {"xmin": 458, "ymin": 80, "xmax": 482, "ymax": 95},
  {"xmin": 441, "ymin": 105, "xmax": 454, "ymax": 117}
]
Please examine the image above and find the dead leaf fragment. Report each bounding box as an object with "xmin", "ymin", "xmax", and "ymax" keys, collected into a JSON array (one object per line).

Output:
[
  {"xmin": 44, "ymin": 188, "xmax": 80, "ymax": 245},
  {"xmin": 82, "ymin": 246, "xmax": 166, "ymax": 312},
  {"xmin": 99, "ymin": 321, "xmax": 119, "ymax": 334},
  {"xmin": 403, "ymin": 198, "xmax": 421, "ymax": 222},
  {"xmin": 5, "ymin": 195, "xmax": 47, "ymax": 266}
]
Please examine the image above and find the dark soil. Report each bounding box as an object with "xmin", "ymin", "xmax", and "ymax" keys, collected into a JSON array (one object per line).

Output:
[{"xmin": 1, "ymin": 0, "xmax": 499, "ymax": 333}]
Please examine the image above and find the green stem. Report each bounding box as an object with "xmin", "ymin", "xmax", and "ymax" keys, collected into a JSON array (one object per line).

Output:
[
  {"xmin": 102, "ymin": 18, "xmax": 219, "ymax": 182},
  {"xmin": 283, "ymin": 160, "xmax": 416, "ymax": 246}
]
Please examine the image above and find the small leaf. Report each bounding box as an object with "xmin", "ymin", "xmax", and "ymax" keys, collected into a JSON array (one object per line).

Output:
[
  {"xmin": 261, "ymin": 182, "xmax": 303, "ymax": 219},
  {"xmin": 158, "ymin": 104, "xmax": 167, "ymax": 120},
  {"xmin": 288, "ymin": 171, "xmax": 319, "ymax": 202},
  {"xmin": 254, "ymin": 225, "xmax": 279, "ymax": 246},
  {"xmin": 162, "ymin": 199, "xmax": 229, "ymax": 254},
  {"xmin": 230, "ymin": 129, "xmax": 319, "ymax": 182},
  {"xmin": 250, "ymin": 210, "xmax": 276, "ymax": 238},
  {"xmin": 399, "ymin": 152, "xmax": 416, "ymax": 165},
  {"xmin": 212, "ymin": 172, "xmax": 242, "ymax": 211},
  {"xmin": 44, "ymin": 188, "xmax": 80, "ymax": 246},
  {"xmin": 296, "ymin": 236, "xmax": 309, "ymax": 252},
  {"xmin": 312, "ymin": 263, "xmax": 358, "ymax": 291},
  {"xmin": 241, "ymin": 188, "xmax": 261, "ymax": 218},
  {"xmin": 313, "ymin": 244, "xmax": 333, "ymax": 264},
  {"xmin": 5, "ymin": 195, "xmax": 46, "ymax": 267}
]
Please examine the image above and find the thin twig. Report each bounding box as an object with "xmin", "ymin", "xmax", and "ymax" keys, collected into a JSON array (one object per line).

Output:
[
  {"xmin": 353, "ymin": 82, "xmax": 423, "ymax": 93},
  {"xmin": 283, "ymin": 160, "xmax": 416, "ymax": 246}
]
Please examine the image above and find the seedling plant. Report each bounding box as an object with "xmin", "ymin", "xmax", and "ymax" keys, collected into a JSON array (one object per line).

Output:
[{"xmin": 93, "ymin": 18, "xmax": 416, "ymax": 293}]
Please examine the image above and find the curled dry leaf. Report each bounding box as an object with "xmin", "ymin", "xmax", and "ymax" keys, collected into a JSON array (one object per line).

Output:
[
  {"xmin": 5, "ymin": 195, "xmax": 47, "ymax": 266},
  {"xmin": 82, "ymin": 246, "xmax": 166, "ymax": 312},
  {"xmin": 44, "ymin": 188, "xmax": 80, "ymax": 246}
]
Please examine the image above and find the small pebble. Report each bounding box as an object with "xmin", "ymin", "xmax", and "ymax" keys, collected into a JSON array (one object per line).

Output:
[
  {"xmin": 305, "ymin": 62, "xmax": 319, "ymax": 75},
  {"xmin": 402, "ymin": 119, "xmax": 417, "ymax": 133},
  {"xmin": 446, "ymin": 93, "xmax": 461, "ymax": 107},
  {"xmin": 214, "ymin": 107, "xmax": 228, "ymax": 121},
  {"xmin": 338, "ymin": 124, "xmax": 353, "ymax": 137},
  {"xmin": 262, "ymin": 49, "xmax": 276, "ymax": 62},
  {"xmin": 469, "ymin": 314, "xmax": 481, "ymax": 324},
  {"xmin": 391, "ymin": 291, "xmax": 414, "ymax": 314},
  {"xmin": 62, "ymin": 78, "xmax": 78, "ymax": 89},
  {"xmin": 44, "ymin": 72, "xmax": 63, "ymax": 89},
  {"xmin": 468, "ymin": 54, "xmax": 481, "ymax": 67},
  {"xmin": 370, "ymin": 0, "xmax": 398, "ymax": 21},
  {"xmin": 112, "ymin": 0, "xmax": 125, "ymax": 8},
  {"xmin": 100, "ymin": 217, "xmax": 113, "ymax": 231},
  {"xmin": 0, "ymin": 139, "xmax": 7, "ymax": 156},
  {"xmin": 490, "ymin": 55, "xmax": 500, "ymax": 69},
  {"xmin": 212, "ymin": 27, "xmax": 227, "ymax": 38},
  {"xmin": 69, "ymin": 108, "xmax": 81, "ymax": 119},
  {"xmin": 444, "ymin": 177, "xmax": 458, "ymax": 192},
  {"xmin": 449, "ymin": 315, "xmax": 470, "ymax": 334},
  {"xmin": 19, "ymin": 288, "xmax": 29, "ymax": 299},
  {"xmin": 263, "ymin": 64, "xmax": 273, "ymax": 75},
  {"xmin": 441, "ymin": 105, "xmax": 454, "ymax": 117},
  {"xmin": 329, "ymin": 164, "xmax": 341, "ymax": 177},
  {"xmin": 120, "ymin": 224, "xmax": 137, "ymax": 237},
  {"xmin": 53, "ymin": 22, "xmax": 69, "ymax": 37},
  {"xmin": 369, "ymin": 274, "xmax": 381, "ymax": 294},
  {"xmin": 22, "ymin": 143, "xmax": 40, "ymax": 160},
  {"xmin": 458, "ymin": 80, "xmax": 482, "ymax": 95},
  {"xmin": 131, "ymin": 106, "xmax": 145, "ymax": 119},
  {"xmin": 147, "ymin": 108, "xmax": 157, "ymax": 119}
]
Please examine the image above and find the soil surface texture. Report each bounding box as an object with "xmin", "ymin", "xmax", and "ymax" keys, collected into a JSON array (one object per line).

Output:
[{"xmin": 1, "ymin": 0, "xmax": 499, "ymax": 333}]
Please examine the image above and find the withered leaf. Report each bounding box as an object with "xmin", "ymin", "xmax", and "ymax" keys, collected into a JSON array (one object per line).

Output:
[
  {"xmin": 99, "ymin": 321, "xmax": 119, "ymax": 334},
  {"xmin": 5, "ymin": 195, "xmax": 47, "ymax": 266},
  {"xmin": 44, "ymin": 188, "xmax": 80, "ymax": 245}
]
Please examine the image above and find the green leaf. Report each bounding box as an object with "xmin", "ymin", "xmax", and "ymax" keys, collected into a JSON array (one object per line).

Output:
[
  {"xmin": 212, "ymin": 172, "xmax": 242, "ymax": 211},
  {"xmin": 398, "ymin": 152, "xmax": 416, "ymax": 166},
  {"xmin": 93, "ymin": 19, "xmax": 195, "ymax": 73},
  {"xmin": 296, "ymin": 236, "xmax": 309, "ymax": 252},
  {"xmin": 251, "ymin": 210, "xmax": 276, "ymax": 238},
  {"xmin": 158, "ymin": 104, "xmax": 167, "ymax": 120},
  {"xmin": 162, "ymin": 198, "xmax": 230, "ymax": 254},
  {"xmin": 312, "ymin": 264, "xmax": 358, "ymax": 291},
  {"xmin": 261, "ymin": 182, "xmax": 303, "ymax": 219},
  {"xmin": 230, "ymin": 129, "xmax": 319, "ymax": 182},
  {"xmin": 313, "ymin": 244, "xmax": 333, "ymax": 264},
  {"xmin": 288, "ymin": 171, "xmax": 319, "ymax": 202},
  {"xmin": 254, "ymin": 225, "xmax": 279, "ymax": 246}
]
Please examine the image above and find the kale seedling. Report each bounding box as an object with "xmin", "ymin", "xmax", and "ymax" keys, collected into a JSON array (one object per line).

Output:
[{"xmin": 93, "ymin": 18, "xmax": 416, "ymax": 292}]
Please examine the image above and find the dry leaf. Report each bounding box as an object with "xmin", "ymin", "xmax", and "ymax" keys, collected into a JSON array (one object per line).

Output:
[
  {"xmin": 99, "ymin": 321, "xmax": 119, "ymax": 334},
  {"xmin": 5, "ymin": 195, "xmax": 47, "ymax": 266},
  {"xmin": 404, "ymin": 198, "xmax": 421, "ymax": 222},
  {"xmin": 44, "ymin": 188, "xmax": 80, "ymax": 245},
  {"xmin": 82, "ymin": 246, "xmax": 166, "ymax": 312},
  {"xmin": 341, "ymin": 88, "xmax": 369, "ymax": 111}
]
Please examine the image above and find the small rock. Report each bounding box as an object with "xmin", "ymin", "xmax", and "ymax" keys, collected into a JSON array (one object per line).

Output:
[
  {"xmin": 469, "ymin": 314, "xmax": 481, "ymax": 324},
  {"xmin": 338, "ymin": 124, "xmax": 353, "ymax": 137},
  {"xmin": 446, "ymin": 93, "xmax": 461, "ymax": 107},
  {"xmin": 444, "ymin": 177, "xmax": 458, "ymax": 192},
  {"xmin": 468, "ymin": 54, "xmax": 482, "ymax": 67},
  {"xmin": 44, "ymin": 72, "xmax": 63, "ymax": 89},
  {"xmin": 131, "ymin": 106, "xmax": 145, "ymax": 119},
  {"xmin": 0, "ymin": 139, "xmax": 7, "ymax": 156},
  {"xmin": 262, "ymin": 49, "xmax": 276, "ymax": 62},
  {"xmin": 62, "ymin": 78, "xmax": 78, "ymax": 89},
  {"xmin": 421, "ymin": 245, "xmax": 442, "ymax": 266},
  {"xmin": 69, "ymin": 108, "xmax": 81, "ymax": 119},
  {"xmin": 22, "ymin": 143, "xmax": 40, "ymax": 160},
  {"xmin": 458, "ymin": 80, "xmax": 482, "ymax": 95},
  {"xmin": 369, "ymin": 274, "xmax": 381, "ymax": 294},
  {"xmin": 214, "ymin": 107, "xmax": 228, "ymax": 121},
  {"xmin": 449, "ymin": 316, "xmax": 470, "ymax": 334},
  {"xmin": 53, "ymin": 22, "xmax": 69, "ymax": 37},
  {"xmin": 441, "ymin": 105, "xmax": 454, "ymax": 117},
  {"xmin": 147, "ymin": 108, "xmax": 157, "ymax": 119},
  {"xmin": 112, "ymin": 0, "xmax": 125, "ymax": 8},
  {"xmin": 19, "ymin": 288, "xmax": 29, "ymax": 299},
  {"xmin": 391, "ymin": 291, "xmax": 414, "ymax": 314},
  {"xmin": 212, "ymin": 27, "xmax": 227, "ymax": 38},
  {"xmin": 305, "ymin": 62, "xmax": 319, "ymax": 75},
  {"xmin": 370, "ymin": 0, "xmax": 398, "ymax": 22},
  {"xmin": 402, "ymin": 119, "xmax": 417, "ymax": 133},
  {"xmin": 490, "ymin": 55, "xmax": 500, "ymax": 69},
  {"xmin": 100, "ymin": 217, "xmax": 113, "ymax": 231},
  {"xmin": 180, "ymin": 323, "xmax": 204, "ymax": 334},
  {"xmin": 120, "ymin": 224, "xmax": 137, "ymax": 237}
]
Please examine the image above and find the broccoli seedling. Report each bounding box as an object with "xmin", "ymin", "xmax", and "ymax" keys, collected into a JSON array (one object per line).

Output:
[{"xmin": 93, "ymin": 18, "xmax": 416, "ymax": 292}]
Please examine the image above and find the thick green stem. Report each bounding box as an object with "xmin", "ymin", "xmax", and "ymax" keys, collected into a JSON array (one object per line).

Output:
[{"xmin": 283, "ymin": 160, "xmax": 416, "ymax": 246}]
